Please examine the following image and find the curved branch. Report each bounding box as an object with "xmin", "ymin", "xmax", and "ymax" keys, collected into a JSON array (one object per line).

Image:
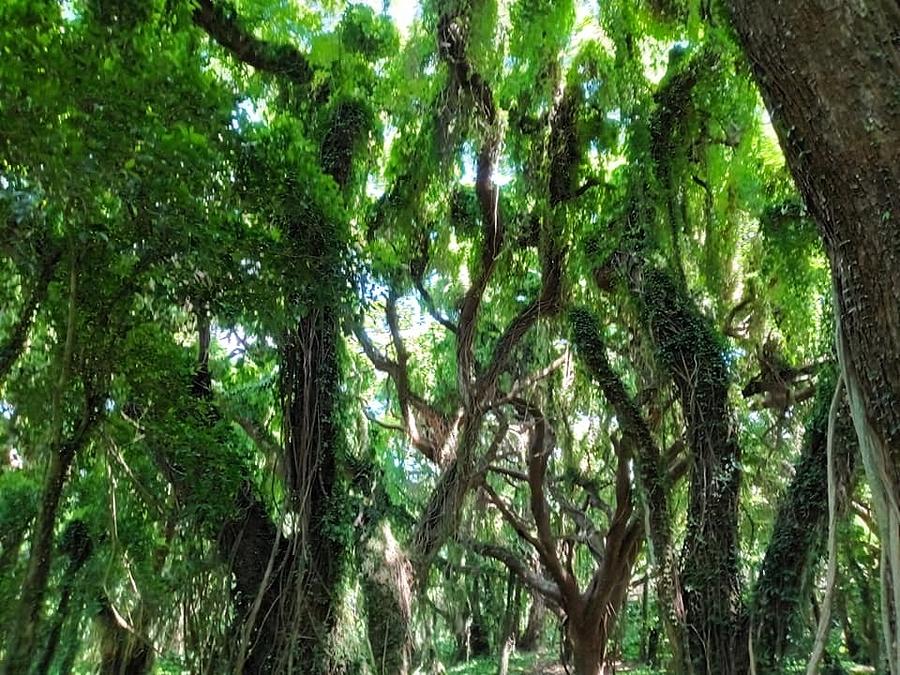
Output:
[
  {"xmin": 550, "ymin": 487, "xmax": 605, "ymax": 564},
  {"xmin": 465, "ymin": 541, "xmax": 562, "ymax": 606},
  {"xmin": 476, "ymin": 239, "xmax": 564, "ymax": 401},
  {"xmin": 352, "ymin": 322, "xmax": 398, "ymax": 376},
  {"xmin": 352, "ymin": 304, "xmax": 452, "ymax": 464},
  {"xmin": 436, "ymin": 8, "xmax": 503, "ymax": 402},
  {"xmin": 413, "ymin": 276, "xmax": 458, "ymax": 335},
  {"xmin": 525, "ymin": 415, "xmax": 580, "ymax": 607},
  {"xmin": 457, "ymin": 141, "xmax": 503, "ymax": 400},
  {"xmin": 192, "ymin": 0, "xmax": 313, "ymax": 86},
  {"xmin": 409, "ymin": 235, "xmax": 458, "ymax": 335}
]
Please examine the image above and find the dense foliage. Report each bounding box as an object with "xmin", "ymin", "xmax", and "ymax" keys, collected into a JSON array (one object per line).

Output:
[{"xmin": 1, "ymin": 1, "xmax": 897, "ymax": 674}]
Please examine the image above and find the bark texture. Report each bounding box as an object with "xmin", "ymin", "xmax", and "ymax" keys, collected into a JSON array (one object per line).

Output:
[
  {"xmin": 571, "ymin": 308, "xmax": 692, "ymax": 674},
  {"xmin": 637, "ymin": 267, "xmax": 742, "ymax": 674},
  {"xmin": 748, "ymin": 369, "xmax": 858, "ymax": 672},
  {"xmin": 361, "ymin": 522, "xmax": 414, "ymax": 675},
  {"xmin": 725, "ymin": 3, "xmax": 900, "ymax": 671}
]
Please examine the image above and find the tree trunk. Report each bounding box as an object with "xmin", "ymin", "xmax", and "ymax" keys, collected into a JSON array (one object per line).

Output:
[
  {"xmin": 568, "ymin": 622, "xmax": 609, "ymax": 675},
  {"xmin": 217, "ymin": 483, "xmax": 284, "ymax": 674},
  {"xmin": 519, "ymin": 591, "xmax": 546, "ymax": 652},
  {"xmin": 468, "ymin": 575, "xmax": 492, "ymax": 657},
  {"xmin": 182, "ymin": 320, "xmax": 288, "ymax": 674},
  {"xmin": 361, "ymin": 521, "xmax": 414, "ymax": 675},
  {"xmin": 748, "ymin": 368, "xmax": 857, "ymax": 672},
  {"xmin": 724, "ymin": 3, "xmax": 900, "ymax": 672},
  {"xmin": 496, "ymin": 569, "xmax": 520, "ymax": 675},
  {"xmin": 634, "ymin": 267, "xmax": 743, "ymax": 673},
  {"xmin": 278, "ymin": 310, "xmax": 348, "ymax": 671},
  {"xmin": 571, "ymin": 307, "xmax": 692, "ymax": 674},
  {"xmin": 453, "ymin": 613, "xmax": 470, "ymax": 663},
  {"xmin": 96, "ymin": 596, "xmax": 154, "ymax": 675}
]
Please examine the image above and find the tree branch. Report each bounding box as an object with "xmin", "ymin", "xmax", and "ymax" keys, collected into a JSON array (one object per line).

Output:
[
  {"xmin": 192, "ymin": 0, "xmax": 314, "ymax": 86},
  {"xmin": 551, "ymin": 486, "xmax": 606, "ymax": 564},
  {"xmin": 413, "ymin": 277, "xmax": 458, "ymax": 334},
  {"xmin": 464, "ymin": 541, "xmax": 562, "ymax": 606},
  {"xmin": 409, "ymin": 236, "xmax": 459, "ymax": 335},
  {"xmin": 476, "ymin": 239, "xmax": 565, "ymax": 401},
  {"xmin": 436, "ymin": 8, "xmax": 503, "ymax": 403},
  {"xmin": 525, "ymin": 414, "xmax": 580, "ymax": 606},
  {"xmin": 481, "ymin": 481, "xmax": 543, "ymax": 554},
  {"xmin": 352, "ymin": 314, "xmax": 450, "ymax": 463}
]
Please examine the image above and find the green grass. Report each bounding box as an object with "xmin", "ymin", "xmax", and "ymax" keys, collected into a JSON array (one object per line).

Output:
[{"xmin": 445, "ymin": 651, "xmax": 541, "ymax": 674}]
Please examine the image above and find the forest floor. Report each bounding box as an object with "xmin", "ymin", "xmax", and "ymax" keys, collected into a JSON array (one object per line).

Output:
[
  {"xmin": 525, "ymin": 660, "xmax": 565, "ymax": 674},
  {"xmin": 526, "ymin": 661, "xmax": 659, "ymax": 674},
  {"xmin": 446, "ymin": 653, "xmax": 661, "ymax": 674}
]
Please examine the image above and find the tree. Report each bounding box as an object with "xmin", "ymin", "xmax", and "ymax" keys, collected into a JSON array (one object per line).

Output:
[
  {"xmin": 0, "ymin": 1, "xmax": 893, "ymax": 673},
  {"xmin": 725, "ymin": 2, "xmax": 900, "ymax": 671}
]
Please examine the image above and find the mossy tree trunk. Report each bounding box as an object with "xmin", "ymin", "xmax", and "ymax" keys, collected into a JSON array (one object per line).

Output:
[
  {"xmin": 632, "ymin": 267, "xmax": 743, "ymax": 674},
  {"xmin": 361, "ymin": 521, "xmax": 414, "ymax": 675},
  {"xmin": 725, "ymin": 4, "xmax": 900, "ymax": 671},
  {"xmin": 747, "ymin": 367, "xmax": 858, "ymax": 672}
]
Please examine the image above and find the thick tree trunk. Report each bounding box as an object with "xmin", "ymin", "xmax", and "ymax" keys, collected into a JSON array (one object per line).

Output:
[
  {"xmin": 567, "ymin": 527, "xmax": 640, "ymax": 675},
  {"xmin": 278, "ymin": 310, "xmax": 348, "ymax": 670},
  {"xmin": 183, "ymin": 320, "xmax": 288, "ymax": 674},
  {"xmin": 412, "ymin": 413, "xmax": 485, "ymax": 573},
  {"xmin": 635, "ymin": 267, "xmax": 743, "ymax": 673},
  {"xmin": 725, "ymin": 3, "xmax": 900, "ymax": 671},
  {"xmin": 568, "ymin": 621, "xmax": 610, "ymax": 675},
  {"xmin": 361, "ymin": 521, "xmax": 414, "ymax": 675},
  {"xmin": 748, "ymin": 369, "xmax": 857, "ymax": 672},
  {"xmin": 217, "ymin": 483, "xmax": 285, "ymax": 674}
]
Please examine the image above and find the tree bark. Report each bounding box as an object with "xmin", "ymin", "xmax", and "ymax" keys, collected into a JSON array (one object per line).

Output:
[
  {"xmin": 633, "ymin": 267, "xmax": 743, "ymax": 673},
  {"xmin": 724, "ymin": 3, "xmax": 900, "ymax": 671},
  {"xmin": 571, "ymin": 308, "xmax": 692, "ymax": 674},
  {"xmin": 568, "ymin": 618, "xmax": 611, "ymax": 675},
  {"xmin": 361, "ymin": 521, "xmax": 414, "ymax": 675},
  {"xmin": 748, "ymin": 368, "xmax": 858, "ymax": 672},
  {"xmin": 278, "ymin": 309, "xmax": 347, "ymax": 670}
]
